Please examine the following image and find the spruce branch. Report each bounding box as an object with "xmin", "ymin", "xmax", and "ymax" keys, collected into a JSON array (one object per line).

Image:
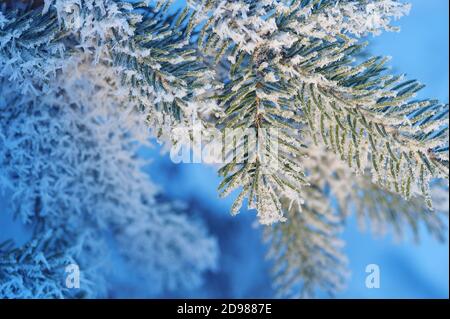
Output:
[
  {"xmin": 38, "ymin": 0, "xmax": 221, "ymax": 148},
  {"xmin": 303, "ymin": 143, "xmax": 448, "ymax": 242},
  {"xmin": 0, "ymin": 5, "xmax": 65, "ymax": 93},
  {"xmin": 216, "ymin": 56, "xmax": 309, "ymax": 225},
  {"xmin": 0, "ymin": 59, "xmax": 218, "ymax": 296},
  {"xmin": 0, "ymin": 230, "xmax": 100, "ymax": 298},
  {"xmin": 108, "ymin": 3, "xmax": 218, "ymax": 142},
  {"xmin": 265, "ymin": 142, "xmax": 448, "ymax": 298},
  {"xmin": 296, "ymin": 45, "xmax": 449, "ymax": 207},
  {"xmin": 189, "ymin": 0, "xmax": 448, "ymax": 220},
  {"xmin": 264, "ymin": 191, "xmax": 348, "ymax": 298},
  {"xmin": 0, "ymin": 0, "xmax": 448, "ymax": 299}
]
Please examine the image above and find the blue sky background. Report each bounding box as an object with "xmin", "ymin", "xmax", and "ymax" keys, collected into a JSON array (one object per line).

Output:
[{"xmin": 0, "ymin": 0, "xmax": 448, "ymax": 299}]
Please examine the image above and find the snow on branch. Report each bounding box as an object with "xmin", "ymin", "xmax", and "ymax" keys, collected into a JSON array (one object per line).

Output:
[
  {"xmin": 0, "ymin": 0, "xmax": 447, "ymax": 299},
  {"xmin": 0, "ymin": 58, "xmax": 218, "ymax": 296}
]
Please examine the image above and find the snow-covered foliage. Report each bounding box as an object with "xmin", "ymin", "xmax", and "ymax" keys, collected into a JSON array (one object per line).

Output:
[
  {"xmin": 42, "ymin": 0, "xmax": 221, "ymax": 147},
  {"xmin": 0, "ymin": 230, "xmax": 103, "ymax": 298},
  {"xmin": 119, "ymin": 202, "xmax": 219, "ymax": 291},
  {"xmin": 0, "ymin": 0, "xmax": 448, "ymax": 298},
  {"xmin": 265, "ymin": 140, "xmax": 448, "ymax": 297},
  {"xmin": 189, "ymin": 0, "xmax": 410, "ymax": 57},
  {"xmin": 302, "ymin": 143, "xmax": 448, "ymax": 241},
  {"xmin": 288, "ymin": 0, "xmax": 411, "ymax": 39},
  {"xmin": 264, "ymin": 184, "xmax": 348, "ymax": 298},
  {"xmin": 0, "ymin": 6, "xmax": 65, "ymax": 94},
  {"xmin": 0, "ymin": 57, "xmax": 218, "ymax": 297},
  {"xmin": 192, "ymin": 0, "xmax": 448, "ymax": 224},
  {"xmin": 0, "ymin": 60, "xmax": 149, "ymax": 226}
]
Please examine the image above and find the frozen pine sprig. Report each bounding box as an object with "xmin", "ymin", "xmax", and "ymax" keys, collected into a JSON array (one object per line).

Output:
[
  {"xmin": 0, "ymin": 5, "xmax": 65, "ymax": 94},
  {"xmin": 189, "ymin": 0, "xmax": 291, "ymax": 56},
  {"xmin": 296, "ymin": 46, "xmax": 449, "ymax": 207},
  {"xmin": 216, "ymin": 57, "xmax": 309, "ymax": 225},
  {"xmin": 117, "ymin": 202, "xmax": 218, "ymax": 291},
  {"xmin": 42, "ymin": 0, "xmax": 219, "ymax": 148},
  {"xmin": 192, "ymin": 0, "xmax": 448, "ymax": 216},
  {"xmin": 0, "ymin": 0, "xmax": 448, "ymax": 299},
  {"xmin": 0, "ymin": 230, "xmax": 100, "ymax": 298},
  {"xmin": 265, "ymin": 141, "xmax": 448, "ymax": 298},
  {"xmin": 289, "ymin": 0, "xmax": 411, "ymax": 40},
  {"xmin": 189, "ymin": 0, "xmax": 410, "ymax": 59},
  {"xmin": 0, "ymin": 60, "xmax": 146, "ymax": 226},
  {"xmin": 0, "ymin": 59, "xmax": 218, "ymax": 296},
  {"xmin": 42, "ymin": 0, "xmax": 135, "ymax": 48},
  {"xmin": 109, "ymin": 4, "xmax": 219, "ymax": 145},
  {"xmin": 302, "ymin": 143, "xmax": 448, "ymax": 242},
  {"xmin": 264, "ymin": 190, "xmax": 348, "ymax": 298}
]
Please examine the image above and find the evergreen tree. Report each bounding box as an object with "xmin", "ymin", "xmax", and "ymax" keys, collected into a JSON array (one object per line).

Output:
[{"xmin": 0, "ymin": 0, "xmax": 448, "ymax": 298}]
